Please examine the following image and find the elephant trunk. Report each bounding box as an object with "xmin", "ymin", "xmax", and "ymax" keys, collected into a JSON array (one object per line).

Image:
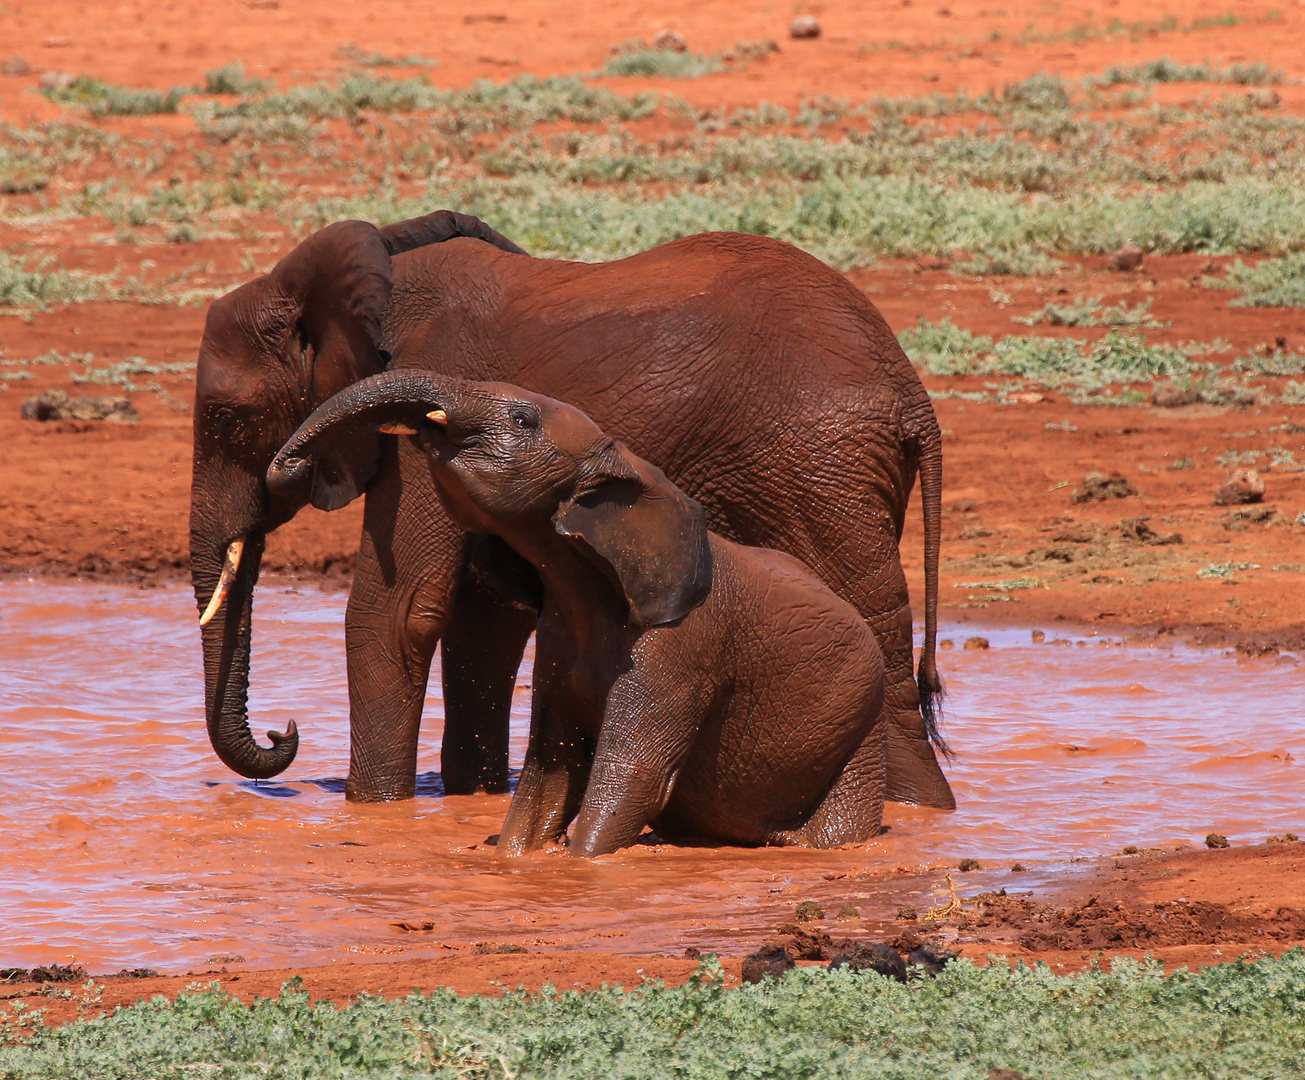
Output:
[
  {"xmin": 192, "ymin": 527, "xmax": 299, "ymax": 779},
  {"xmin": 269, "ymin": 369, "xmax": 465, "ymax": 492}
]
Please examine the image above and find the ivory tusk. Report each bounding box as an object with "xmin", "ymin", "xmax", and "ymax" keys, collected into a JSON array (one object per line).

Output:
[
  {"xmin": 198, "ymin": 537, "xmax": 245, "ymax": 627},
  {"xmin": 426, "ymin": 409, "xmax": 448, "ymax": 424},
  {"xmin": 377, "ymin": 422, "xmax": 419, "ymax": 435}
]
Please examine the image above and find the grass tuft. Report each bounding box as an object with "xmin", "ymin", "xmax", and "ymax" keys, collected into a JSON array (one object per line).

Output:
[{"xmin": 41, "ymin": 77, "xmax": 185, "ymax": 116}]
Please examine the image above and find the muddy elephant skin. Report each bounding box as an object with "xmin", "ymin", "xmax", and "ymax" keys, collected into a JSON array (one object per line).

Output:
[
  {"xmin": 189, "ymin": 210, "xmax": 951, "ymax": 808},
  {"xmin": 269, "ymin": 371, "xmax": 889, "ymax": 856}
]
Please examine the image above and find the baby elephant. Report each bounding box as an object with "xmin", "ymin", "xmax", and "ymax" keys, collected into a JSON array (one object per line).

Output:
[{"xmin": 268, "ymin": 370, "xmax": 887, "ymax": 857}]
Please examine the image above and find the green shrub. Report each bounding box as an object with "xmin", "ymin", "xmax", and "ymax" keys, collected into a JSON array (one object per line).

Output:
[
  {"xmin": 1207, "ymin": 253, "xmax": 1305, "ymax": 307},
  {"xmin": 41, "ymin": 76, "xmax": 185, "ymax": 116},
  {"xmin": 201, "ymin": 62, "xmax": 270, "ymax": 96},
  {"xmin": 3, "ymin": 953, "xmax": 1304, "ymax": 1079},
  {"xmin": 1013, "ymin": 295, "xmax": 1166, "ymax": 327},
  {"xmin": 600, "ymin": 49, "xmax": 723, "ymax": 78},
  {"xmin": 1091, "ymin": 57, "xmax": 1284, "ymax": 85}
]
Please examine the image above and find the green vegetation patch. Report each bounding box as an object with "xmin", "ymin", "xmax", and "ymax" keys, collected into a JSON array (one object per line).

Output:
[
  {"xmin": 3, "ymin": 953, "xmax": 1304, "ymax": 1079},
  {"xmin": 40, "ymin": 77, "xmax": 186, "ymax": 117},
  {"xmin": 600, "ymin": 47, "xmax": 723, "ymax": 79},
  {"xmin": 201, "ymin": 63, "xmax": 271, "ymax": 97},
  {"xmin": 899, "ymin": 318, "xmax": 1211, "ymax": 397},
  {"xmin": 1090, "ymin": 57, "xmax": 1284, "ymax": 86},
  {"xmin": 1207, "ymin": 253, "xmax": 1305, "ymax": 307},
  {"xmin": 1013, "ymin": 295, "xmax": 1167, "ymax": 328},
  {"xmin": 0, "ymin": 254, "xmax": 112, "ymax": 310}
]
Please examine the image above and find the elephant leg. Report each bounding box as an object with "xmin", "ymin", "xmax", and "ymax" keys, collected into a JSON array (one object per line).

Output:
[
  {"xmin": 497, "ymin": 693, "xmax": 591, "ymax": 856},
  {"xmin": 773, "ymin": 722, "xmax": 886, "ymax": 849},
  {"xmin": 870, "ymin": 579, "xmax": 956, "ymax": 810},
  {"xmin": 439, "ymin": 570, "xmax": 536, "ymax": 795},
  {"xmin": 343, "ymin": 442, "xmax": 465, "ymax": 802},
  {"xmin": 802, "ymin": 531, "xmax": 955, "ymax": 810}
]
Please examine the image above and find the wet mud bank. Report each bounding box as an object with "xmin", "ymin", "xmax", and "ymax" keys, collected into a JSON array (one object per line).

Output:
[{"xmin": 1, "ymin": 580, "xmax": 1300, "ymax": 980}]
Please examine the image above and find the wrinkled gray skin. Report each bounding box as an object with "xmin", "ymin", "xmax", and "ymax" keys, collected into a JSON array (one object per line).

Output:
[
  {"xmin": 189, "ymin": 210, "xmax": 952, "ymax": 808},
  {"xmin": 269, "ymin": 371, "xmax": 888, "ymax": 856}
]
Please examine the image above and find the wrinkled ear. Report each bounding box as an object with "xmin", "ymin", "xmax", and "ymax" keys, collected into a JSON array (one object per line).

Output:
[
  {"xmin": 266, "ymin": 220, "xmax": 393, "ymax": 510},
  {"xmin": 553, "ymin": 446, "xmax": 713, "ymax": 627}
]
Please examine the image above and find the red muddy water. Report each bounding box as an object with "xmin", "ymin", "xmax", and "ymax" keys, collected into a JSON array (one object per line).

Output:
[{"xmin": 0, "ymin": 580, "xmax": 1300, "ymax": 974}]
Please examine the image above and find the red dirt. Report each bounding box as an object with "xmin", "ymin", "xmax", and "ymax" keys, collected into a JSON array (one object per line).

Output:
[
  {"xmin": 3, "ymin": 844, "xmax": 1301, "ymax": 1027},
  {"xmin": 2, "ymin": 0, "xmax": 1302, "ymax": 1015}
]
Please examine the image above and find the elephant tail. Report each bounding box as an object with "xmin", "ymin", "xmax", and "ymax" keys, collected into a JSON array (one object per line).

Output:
[
  {"xmin": 916, "ymin": 421, "xmax": 950, "ymax": 758},
  {"xmin": 379, "ymin": 210, "xmax": 529, "ymax": 258}
]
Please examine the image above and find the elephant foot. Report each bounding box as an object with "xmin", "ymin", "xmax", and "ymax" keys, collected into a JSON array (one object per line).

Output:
[
  {"xmin": 884, "ymin": 735, "xmax": 956, "ymax": 810},
  {"xmin": 344, "ymin": 775, "xmax": 417, "ymax": 803}
]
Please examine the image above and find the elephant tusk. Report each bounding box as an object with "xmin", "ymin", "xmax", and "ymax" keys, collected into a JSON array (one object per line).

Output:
[
  {"xmin": 426, "ymin": 409, "xmax": 448, "ymax": 424},
  {"xmin": 377, "ymin": 422, "xmax": 419, "ymax": 435},
  {"xmin": 199, "ymin": 537, "xmax": 245, "ymax": 627}
]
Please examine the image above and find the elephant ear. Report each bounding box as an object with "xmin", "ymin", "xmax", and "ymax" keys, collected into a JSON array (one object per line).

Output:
[
  {"xmin": 553, "ymin": 444, "xmax": 713, "ymax": 628},
  {"xmin": 379, "ymin": 209, "xmax": 529, "ymax": 257},
  {"xmin": 262, "ymin": 220, "xmax": 393, "ymax": 510}
]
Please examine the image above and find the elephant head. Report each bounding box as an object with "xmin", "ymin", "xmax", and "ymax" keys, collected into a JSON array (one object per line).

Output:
[
  {"xmin": 190, "ymin": 212, "xmax": 526, "ymax": 780},
  {"xmin": 267, "ymin": 369, "xmax": 713, "ymax": 629}
]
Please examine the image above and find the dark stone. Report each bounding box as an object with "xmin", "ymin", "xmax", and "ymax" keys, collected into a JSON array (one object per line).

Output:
[
  {"xmin": 789, "ymin": 15, "xmax": 821, "ymax": 38},
  {"xmin": 908, "ymin": 942, "xmax": 959, "ymax": 976},
  {"xmin": 30, "ymin": 964, "xmax": 87, "ymax": 983},
  {"xmin": 1205, "ymin": 833, "xmax": 1230, "ymax": 849},
  {"xmin": 741, "ymin": 945, "xmax": 795, "ymax": 983},
  {"xmin": 1107, "ymin": 243, "xmax": 1144, "ymax": 272},
  {"xmin": 828, "ymin": 942, "xmax": 907, "ymax": 982}
]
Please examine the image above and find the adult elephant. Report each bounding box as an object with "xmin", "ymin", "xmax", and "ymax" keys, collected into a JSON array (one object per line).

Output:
[{"xmin": 190, "ymin": 210, "xmax": 955, "ymax": 810}]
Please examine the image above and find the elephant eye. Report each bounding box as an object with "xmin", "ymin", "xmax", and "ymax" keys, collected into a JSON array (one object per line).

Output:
[{"xmin": 508, "ymin": 405, "xmax": 539, "ymax": 432}]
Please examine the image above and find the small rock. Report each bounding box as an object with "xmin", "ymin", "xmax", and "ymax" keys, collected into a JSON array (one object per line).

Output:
[
  {"xmin": 896, "ymin": 906, "xmax": 918, "ymax": 920},
  {"xmin": 1071, "ymin": 471, "xmax": 1137, "ymax": 503},
  {"xmin": 1205, "ymin": 833, "xmax": 1230, "ymax": 849},
  {"xmin": 682, "ymin": 946, "xmax": 702, "ymax": 959},
  {"xmin": 1266, "ymin": 833, "xmax": 1299, "ymax": 844},
  {"xmin": 651, "ymin": 29, "xmax": 687, "ymax": 52},
  {"xmin": 958, "ymin": 858, "xmax": 981, "ymax": 871},
  {"xmin": 38, "ymin": 70, "xmax": 75, "ymax": 90},
  {"xmin": 741, "ymin": 945, "xmax": 795, "ymax": 983},
  {"xmin": 794, "ymin": 900, "xmax": 825, "ymax": 922},
  {"xmin": 21, "ymin": 390, "xmax": 138, "ymax": 423},
  {"xmin": 938, "ymin": 639, "xmax": 954, "ymax": 649},
  {"xmin": 1247, "ymin": 88, "xmax": 1280, "ymax": 109},
  {"xmin": 908, "ymin": 942, "xmax": 959, "ymax": 976},
  {"xmin": 1031, "ymin": 630, "xmax": 1046, "ymax": 643},
  {"xmin": 1107, "ymin": 242, "xmax": 1144, "ymax": 272},
  {"xmin": 1, "ymin": 56, "xmax": 31, "ymax": 75},
  {"xmin": 963, "ymin": 637, "xmax": 989, "ymax": 651},
  {"xmin": 1214, "ymin": 469, "xmax": 1265, "ymax": 506},
  {"xmin": 789, "ymin": 14, "xmax": 821, "ymax": 38},
  {"xmin": 1152, "ymin": 381, "xmax": 1200, "ymax": 408},
  {"xmin": 1010, "ymin": 863, "xmax": 1027, "ymax": 872},
  {"xmin": 1119, "ymin": 517, "xmax": 1182, "ymax": 545},
  {"xmin": 828, "ymin": 942, "xmax": 907, "ymax": 982},
  {"xmin": 834, "ymin": 905, "xmax": 860, "ymax": 921}
]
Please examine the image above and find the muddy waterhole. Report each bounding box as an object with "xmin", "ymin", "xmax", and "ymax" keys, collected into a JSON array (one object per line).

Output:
[{"xmin": 0, "ymin": 580, "xmax": 1299, "ymax": 972}]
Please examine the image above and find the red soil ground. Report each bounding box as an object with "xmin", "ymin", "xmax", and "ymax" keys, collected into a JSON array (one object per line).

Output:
[{"xmin": 1, "ymin": 0, "xmax": 1302, "ymax": 1015}]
